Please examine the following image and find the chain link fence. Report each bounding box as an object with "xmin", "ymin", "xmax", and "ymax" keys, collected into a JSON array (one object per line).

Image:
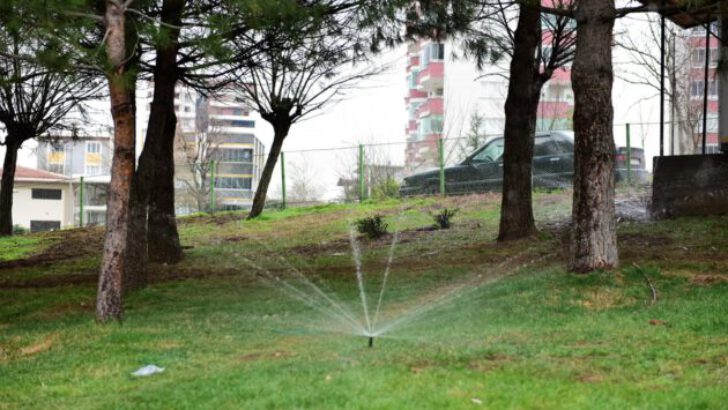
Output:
[{"xmin": 64, "ymin": 120, "xmax": 720, "ymax": 227}]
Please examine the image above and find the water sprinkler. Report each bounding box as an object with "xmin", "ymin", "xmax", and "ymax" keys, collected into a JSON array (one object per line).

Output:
[{"xmin": 368, "ymin": 336, "xmax": 374, "ymax": 348}]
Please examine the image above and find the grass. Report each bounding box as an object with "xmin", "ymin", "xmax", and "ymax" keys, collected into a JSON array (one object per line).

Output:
[
  {"xmin": 0, "ymin": 192, "xmax": 726, "ymax": 409},
  {"xmin": 0, "ymin": 235, "xmax": 46, "ymax": 262}
]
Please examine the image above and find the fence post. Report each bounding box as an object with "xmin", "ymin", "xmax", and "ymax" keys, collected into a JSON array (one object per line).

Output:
[
  {"xmin": 358, "ymin": 144, "xmax": 365, "ymax": 202},
  {"xmin": 79, "ymin": 176, "xmax": 84, "ymax": 227},
  {"xmin": 438, "ymin": 137, "xmax": 445, "ymax": 195},
  {"xmin": 626, "ymin": 123, "xmax": 632, "ymax": 185},
  {"xmin": 280, "ymin": 152, "xmax": 287, "ymax": 209},
  {"xmin": 210, "ymin": 160, "xmax": 216, "ymax": 213}
]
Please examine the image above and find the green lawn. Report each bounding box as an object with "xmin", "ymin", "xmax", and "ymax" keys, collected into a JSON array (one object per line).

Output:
[{"xmin": 0, "ymin": 193, "xmax": 726, "ymax": 409}]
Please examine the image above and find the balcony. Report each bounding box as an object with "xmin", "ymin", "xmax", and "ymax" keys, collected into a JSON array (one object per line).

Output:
[
  {"xmin": 416, "ymin": 97, "xmax": 444, "ymax": 118},
  {"xmin": 416, "ymin": 61, "xmax": 444, "ymax": 91}
]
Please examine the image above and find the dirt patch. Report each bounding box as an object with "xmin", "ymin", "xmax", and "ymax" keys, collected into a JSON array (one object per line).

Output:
[
  {"xmin": 238, "ymin": 350, "xmax": 294, "ymax": 362},
  {"xmin": 619, "ymin": 232, "xmax": 673, "ymax": 247},
  {"xmin": 572, "ymin": 287, "xmax": 636, "ymax": 310},
  {"xmin": 691, "ymin": 274, "xmax": 728, "ymax": 286},
  {"xmin": 0, "ymin": 228, "xmax": 103, "ymax": 270},
  {"xmin": 577, "ymin": 373, "xmax": 604, "ymax": 383},
  {"xmin": 19, "ymin": 336, "xmax": 55, "ymax": 357},
  {"xmin": 0, "ymin": 272, "xmax": 98, "ymax": 289},
  {"xmin": 469, "ymin": 353, "xmax": 512, "ymax": 373}
]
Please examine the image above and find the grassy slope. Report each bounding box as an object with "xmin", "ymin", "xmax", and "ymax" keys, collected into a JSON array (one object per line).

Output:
[{"xmin": 0, "ymin": 193, "xmax": 726, "ymax": 409}]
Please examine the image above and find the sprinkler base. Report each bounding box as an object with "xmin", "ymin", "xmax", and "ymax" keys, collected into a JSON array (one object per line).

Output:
[{"xmin": 368, "ymin": 337, "xmax": 374, "ymax": 348}]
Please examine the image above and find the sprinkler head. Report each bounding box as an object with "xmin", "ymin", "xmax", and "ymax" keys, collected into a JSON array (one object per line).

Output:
[{"xmin": 368, "ymin": 336, "xmax": 374, "ymax": 348}]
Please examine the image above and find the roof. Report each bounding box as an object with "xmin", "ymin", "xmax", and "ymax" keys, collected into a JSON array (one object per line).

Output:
[
  {"xmin": 0, "ymin": 166, "xmax": 69, "ymax": 182},
  {"xmin": 637, "ymin": 0, "xmax": 721, "ymax": 29}
]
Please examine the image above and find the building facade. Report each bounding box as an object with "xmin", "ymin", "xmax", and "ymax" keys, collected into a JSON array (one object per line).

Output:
[
  {"xmin": 137, "ymin": 84, "xmax": 266, "ymax": 214},
  {"xmin": 1, "ymin": 166, "xmax": 74, "ymax": 232},
  {"xmin": 404, "ymin": 40, "xmax": 445, "ymax": 172},
  {"xmin": 403, "ymin": 2, "xmax": 574, "ymax": 172},
  {"xmin": 687, "ymin": 23, "xmax": 721, "ymax": 153},
  {"xmin": 36, "ymin": 134, "xmax": 112, "ymax": 226}
]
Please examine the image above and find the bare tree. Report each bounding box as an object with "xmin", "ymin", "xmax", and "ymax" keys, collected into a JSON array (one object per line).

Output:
[
  {"xmin": 232, "ymin": 3, "xmax": 382, "ymax": 218},
  {"xmin": 620, "ymin": 14, "xmax": 704, "ymax": 155},
  {"xmin": 0, "ymin": 23, "xmax": 101, "ymax": 235},
  {"xmin": 174, "ymin": 125, "xmax": 224, "ymax": 213},
  {"xmin": 287, "ymin": 159, "xmax": 324, "ymax": 204}
]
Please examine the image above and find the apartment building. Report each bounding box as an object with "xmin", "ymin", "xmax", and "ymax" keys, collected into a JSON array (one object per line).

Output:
[
  {"xmin": 36, "ymin": 133, "xmax": 111, "ymax": 226},
  {"xmin": 138, "ymin": 84, "xmax": 266, "ymax": 214},
  {"xmin": 687, "ymin": 23, "xmax": 721, "ymax": 153},
  {"xmin": 403, "ymin": 4, "xmax": 574, "ymax": 172},
  {"xmin": 404, "ymin": 40, "xmax": 445, "ymax": 172}
]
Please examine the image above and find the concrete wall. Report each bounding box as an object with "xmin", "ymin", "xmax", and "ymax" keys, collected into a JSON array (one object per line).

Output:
[
  {"xmin": 652, "ymin": 154, "xmax": 728, "ymax": 218},
  {"xmin": 12, "ymin": 182, "xmax": 74, "ymax": 231}
]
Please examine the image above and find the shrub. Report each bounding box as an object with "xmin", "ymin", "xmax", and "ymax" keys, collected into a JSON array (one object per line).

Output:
[
  {"xmin": 355, "ymin": 215, "xmax": 388, "ymax": 239},
  {"xmin": 372, "ymin": 176, "xmax": 400, "ymax": 201},
  {"xmin": 432, "ymin": 208, "xmax": 458, "ymax": 230},
  {"xmin": 12, "ymin": 225, "xmax": 29, "ymax": 235}
]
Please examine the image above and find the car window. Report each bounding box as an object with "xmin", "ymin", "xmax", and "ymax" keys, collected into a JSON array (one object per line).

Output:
[
  {"xmin": 472, "ymin": 139, "xmax": 504, "ymax": 162},
  {"xmin": 553, "ymin": 133, "xmax": 574, "ymax": 153},
  {"xmin": 534, "ymin": 137, "xmax": 562, "ymax": 157}
]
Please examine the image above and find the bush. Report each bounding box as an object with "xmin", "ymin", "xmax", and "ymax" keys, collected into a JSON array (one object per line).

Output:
[
  {"xmin": 355, "ymin": 215, "xmax": 388, "ymax": 239},
  {"xmin": 372, "ymin": 176, "xmax": 400, "ymax": 201},
  {"xmin": 12, "ymin": 225, "xmax": 29, "ymax": 235},
  {"xmin": 432, "ymin": 208, "xmax": 458, "ymax": 230}
]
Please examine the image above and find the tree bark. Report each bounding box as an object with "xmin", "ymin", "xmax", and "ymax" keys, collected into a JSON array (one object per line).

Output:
[
  {"xmin": 96, "ymin": 1, "xmax": 135, "ymax": 322},
  {"xmin": 146, "ymin": 108, "xmax": 181, "ymax": 262},
  {"xmin": 569, "ymin": 0, "xmax": 618, "ymax": 273},
  {"xmin": 0, "ymin": 138, "xmax": 20, "ymax": 236},
  {"xmin": 247, "ymin": 122, "xmax": 289, "ymax": 219},
  {"xmin": 129, "ymin": 0, "xmax": 184, "ymax": 269},
  {"xmin": 497, "ymin": 5, "xmax": 542, "ymax": 242}
]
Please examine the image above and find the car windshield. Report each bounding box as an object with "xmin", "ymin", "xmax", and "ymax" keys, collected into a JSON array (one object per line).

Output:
[{"xmin": 470, "ymin": 139, "xmax": 504, "ymax": 163}]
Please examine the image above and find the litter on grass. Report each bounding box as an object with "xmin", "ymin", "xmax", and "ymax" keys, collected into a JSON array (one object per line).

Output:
[{"xmin": 132, "ymin": 365, "xmax": 165, "ymax": 377}]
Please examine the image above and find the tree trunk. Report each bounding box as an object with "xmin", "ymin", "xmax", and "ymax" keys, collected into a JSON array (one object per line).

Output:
[
  {"xmin": 147, "ymin": 109, "xmax": 181, "ymax": 263},
  {"xmin": 129, "ymin": 0, "xmax": 184, "ymax": 267},
  {"xmin": 248, "ymin": 123, "xmax": 289, "ymax": 219},
  {"xmin": 0, "ymin": 138, "xmax": 20, "ymax": 236},
  {"xmin": 96, "ymin": 1, "xmax": 135, "ymax": 322},
  {"xmin": 569, "ymin": 0, "xmax": 618, "ymax": 273},
  {"xmin": 497, "ymin": 5, "xmax": 542, "ymax": 242}
]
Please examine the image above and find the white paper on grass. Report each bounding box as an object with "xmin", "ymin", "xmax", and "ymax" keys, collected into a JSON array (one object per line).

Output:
[{"xmin": 131, "ymin": 365, "xmax": 165, "ymax": 377}]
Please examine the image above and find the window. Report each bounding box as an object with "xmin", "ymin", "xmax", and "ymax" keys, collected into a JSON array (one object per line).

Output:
[
  {"xmin": 86, "ymin": 165, "xmax": 102, "ymax": 176},
  {"xmin": 214, "ymin": 177, "xmax": 252, "ymax": 190},
  {"xmin": 419, "ymin": 115, "xmax": 443, "ymax": 137},
  {"xmin": 421, "ymin": 42, "xmax": 444, "ymax": 67},
  {"xmin": 32, "ymin": 189, "xmax": 62, "ymax": 200},
  {"xmin": 86, "ymin": 141, "xmax": 101, "ymax": 154},
  {"xmin": 218, "ymin": 148, "xmax": 253, "ymax": 162},
  {"xmin": 692, "ymin": 49, "xmax": 705, "ymax": 66},
  {"xmin": 409, "ymin": 71, "xmax": 419, "ymax": 88},
  {"xmin": 473, "ymin": 139, "xmax": 504, "ymax": 162},
  {"xmin": 692, "ymin": 48, "xmax": 720, "ymax": 67},
  {"xmin": 48, "ymin": 164, "xmax": 64, "ymax": 174},
  {"xmin": 690, "ymin": 80, "xmax": 718, "ymax": 98},
  {"xmin": 30, "ymin": 220, "xmax": 61, "ymax": 232},
  {"xmin": 230, "ymin": 120, "xmax": 255, "ymax": 128},
  {"xmin": 534, "ymin": 137, "xmax": 563, "ymax": 156},
  {"xmin": 50, "ymin": 144, "xmax": 64, "ymax": 154}
]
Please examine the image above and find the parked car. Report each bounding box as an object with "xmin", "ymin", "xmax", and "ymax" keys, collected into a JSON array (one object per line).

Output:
[{"xmin": 400, "ymin": 131, "xmax": 648, "ymax": 196}]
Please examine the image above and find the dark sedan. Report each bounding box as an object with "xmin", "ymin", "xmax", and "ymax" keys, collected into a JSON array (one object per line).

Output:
[{"xmin": 400, "ymin": 131, "xmax": 649, "ymax": 196}]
